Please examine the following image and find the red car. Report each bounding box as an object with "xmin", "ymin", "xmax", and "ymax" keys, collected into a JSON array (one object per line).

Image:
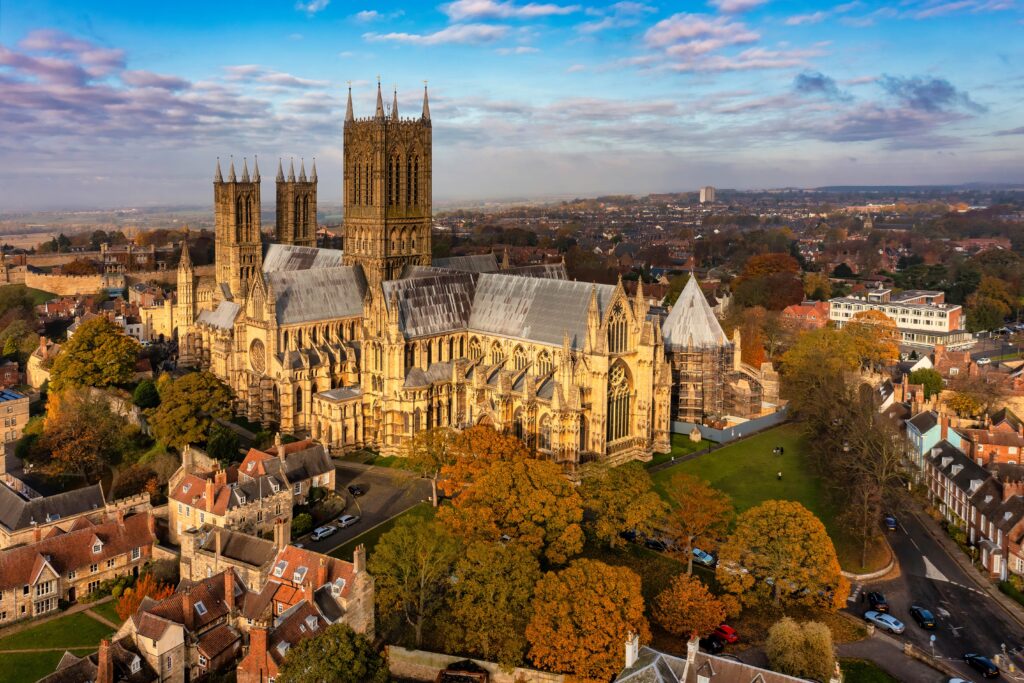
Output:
[{"xmin": 713, "ymin": 624, "xmax": 739, "ymax": 644}]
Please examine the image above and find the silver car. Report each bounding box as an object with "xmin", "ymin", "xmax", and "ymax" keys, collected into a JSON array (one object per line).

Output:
[{"xmin": 864, "ymin": 610, "xmax": 905, "ymax": 634}]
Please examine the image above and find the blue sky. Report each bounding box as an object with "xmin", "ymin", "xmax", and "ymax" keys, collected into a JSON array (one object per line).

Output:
[{"xmin": 1, "ymin": 0, "xmax": 1022, "ymax": 210}]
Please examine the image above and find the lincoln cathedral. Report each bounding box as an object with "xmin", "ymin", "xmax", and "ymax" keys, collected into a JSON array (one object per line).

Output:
[{"xmin": 171, "ymin": 82, "xmax": 777, "ymax": 468}]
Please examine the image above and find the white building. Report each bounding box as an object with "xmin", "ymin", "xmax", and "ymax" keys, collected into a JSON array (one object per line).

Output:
[
  {"xmin": 699, "ymin": 186, "xmax": 716, "ymax": 204},
  {"xmin": 829, "ymin": 287, "xmax": 973, "ymax": 351}
]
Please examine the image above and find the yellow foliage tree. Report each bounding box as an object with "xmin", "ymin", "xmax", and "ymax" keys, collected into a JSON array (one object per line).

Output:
[
  {"xmin": 664, "ymin": 473, "xmax": 733, "ymax": 575},
  {"xmin": 843, "ymin": 309, "xmax": 899, "ymax": 369},
  {"xmin": 652, "ymin": 573, "xmax": 725, "ymax": 638},
  {"xmin": 438, "ymin": 424, "xmax": 532, "ymax": 496}
]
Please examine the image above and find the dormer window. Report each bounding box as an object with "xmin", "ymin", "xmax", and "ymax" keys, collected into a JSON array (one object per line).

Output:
[
  {"xmin": 276, "ymin": 641, "xmax": 290, "ymax": 657},
  {"xmin": 247, "ymin": 462, "xmax": 255, "ymax": 472},
  {"xmin": 273, "ymin": 561, "xmax": 288, "ymax": 578},
  {"xmin": 92, "ymin": 541, "xmax": 102, "ymax": 554},
  {"xmin": 194, "ymin": 601, "xmax": 207, "ymax": 617},
  {"xmin": 331, "ymin": 578, "xmax": 346, "ymax": 597},
  {"xmin": 293, "ymin": 567, "xmax": 308, "ymax": 584},
  {"xmin": 305, "ymin": 615, "xmax": 318, "ymax": 632},
  {"xmin": 130, "ymin": 656, "xmax": 141, "ymax": 674},
  {"xmin": 237, "ymin": 493, "xmax": 246, "ymax": 504},
  {"xmin": 270, "ymin": 481, "xmax": 280, "ymax": 493},
  {"xmin": 183, "ymin": 483, "xmax": 191, "ymax": 494}
]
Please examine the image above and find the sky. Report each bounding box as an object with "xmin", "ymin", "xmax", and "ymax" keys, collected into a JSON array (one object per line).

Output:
[{"xmin": 0, "ymin": 0, "xmax": 1023, "ymax": 210}]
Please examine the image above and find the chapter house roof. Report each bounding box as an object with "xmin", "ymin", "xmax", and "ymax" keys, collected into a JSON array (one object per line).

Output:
[{"xmin": 662, "ymin": 276, "xmax": 729, "ymax": 350}]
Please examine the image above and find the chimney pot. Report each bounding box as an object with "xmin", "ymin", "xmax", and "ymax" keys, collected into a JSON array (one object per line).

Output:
[
  {"xmin": 97, "ymin": 639, "xmax": 114, "ymax": 683},
  {"xmin": 224, "ymin": 570, "xmax": 235, "ymax": 613}
]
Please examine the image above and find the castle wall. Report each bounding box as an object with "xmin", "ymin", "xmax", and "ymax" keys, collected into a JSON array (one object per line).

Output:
[{"xmin": 24, "ymin": 271, "xmax": 125, "ymax": 296}]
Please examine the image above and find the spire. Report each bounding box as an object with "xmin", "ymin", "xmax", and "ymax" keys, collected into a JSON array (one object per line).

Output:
[
  {"xmin": 392, "ymin": 86, "xmax": 399, "ymax": 120},
  {"xmin": 178, "ymin": 229, "xmax": 192, "ymax": 271},
  {"xmin": 253, "ymin": 155, "xmax": 260, "ymax": 181},
  {"xmin": 276, "ymin": 158, "xmax": 284, "ymax": 182},
  {"xmin": 588, "ymin": 284, "xmax": 600, "ymax": 320},
  {"xmin": 228, "ymin": 157, "xmax": 236, "ymax": 182},
  {"xmin": 241, "ymin": 157, "xmax": 250, "ymax": 182},
  {"xmin": 345, "ymin": 84, "xmax": 354, "ymax": 123},
  {"xmin": 311, "ymin": 158, "xmax": 317, "ymax": 182},
  {"xmin": 299, "ymin": 158, "xmax": 307, "ymax": 182},
  {"xmin": 215, "ymin": 158, "xmax": 223, "ymax": 183},
  {"xmin": 288, "ymin": 158, "xmax": 296, "ymax": 182},
  {"xmin": 375, "ymin": 78, "xmax": 384, "ymax": 119},
  {"xmin": 422, "ymin": 82, "xmax": 430, "ymax": 121},
  {"xmin": 501, "ymin": 248, "xmax": 510, "ymax": 269}
]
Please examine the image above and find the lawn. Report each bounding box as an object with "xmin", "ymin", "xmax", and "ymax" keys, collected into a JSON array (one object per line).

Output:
[
  {"xmin": 4, "ymin": 284, "xmax": 57, "ymax": 306},
  {"xmin": 651, "ymin": 424, "xmax": 889, "ymax": 573},
  {"xmin": 89, "ymin": 600, "xmax": 123, "ymax": 627},
  {"xmin": 0, "ymin": 650, "xmax": 89, "ymax": 683},
  {"xmin": 328, "ymin": 502, "xmax": 436, "ymax": 562},
  {"xmin": 840, "ymin": 658, "xmax": 899, "ymax": 683},
  {"xmin": 0, "ymin": 611, "xmax": 114, "ymax": 651},
  {"xmin": 646, "ymin": 434, "xmax": 714, "ymax": 468}
]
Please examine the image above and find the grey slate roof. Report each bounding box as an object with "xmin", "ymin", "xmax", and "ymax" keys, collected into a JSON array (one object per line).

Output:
[
  {"xmin": 908, "ymin": 411, "xmax": 939, "ymax": 434},
  {"xmin": 0, "ymin": 482, "xmax": 104, "ymax": 533},
  {"xmin": 662, "ymin": 276, "xmax": 728, "ymax": 349},
  {"xmin": 318, "ymin": 386, "xmax": 362, "ymax": 401},
  {"xmin": 470, "ymin": 273, "xmax": 614, "ymax": 350},
  {"xmin": 617, "ymin": 646, "xmax": 806, "ymax": 683},
  {"xmin": 197, "ymin": 301, "xmax": 241, "ymax": 330},
  {"xmin": 263, "ymin": 244, "xmax": 344, "ymax": 273},
  {"xmin": 266, "ymin": 266, "xmax": 367, "ymax": 325},
  {"xmin": 197, "ymin": 526, "xmax": 277, "ymax": 568},
  {"xmin": 432, "ymin": 253, "xmax": 499, "ymax": 273},
  {"xmin": 382, "ymin": 273, "xmax": 477, "ymax": 339}
]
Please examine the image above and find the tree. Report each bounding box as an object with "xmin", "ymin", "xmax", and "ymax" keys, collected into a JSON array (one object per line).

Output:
[
  {"xmin": 663, "ymin": 473, "xmax": 733, "ymax": 575},
  {"xmin": 843, "ymin": 310, "xmax": 899, "ymax": 369},
  {"xmin": 803, "ymin": 271, "xmax": 832, "ymax": 300},
  {"xmin": 49, "ymin": 317, "xmax": 140, "ymax": 392},
  {"xmin": 441, "ymin": 458, "xmax": 584, "ymax": 565},
  {"xmin": 206, "ymin": 423, "xmax": 240, "ymax": 463},
  {"xmin": 277, "ymin": 623, "xmax": 388, "ymax": 683},
  {"xmin": 739, "ymin": 253, "xmax": 800, "ymax": 279},
  {"xmin": 765, "ymin": 617, "xmax": 835, "ymax": 683},
  {"xmin": 110, "ymin": 463, "xmax": 159, "ymax": 499},
  {"xmin": 947, "ymin": 371, "xmax": 1010, "ymax": 418},
  {"xmin": 369, "ymin": 518, "xmax": 460, "ymax": 648},
  {"xmin": 116, "ymin": 573, "xmax": 174, "ymax": 621},
  {"xmin": 41, "ymin": 387, "xmax": 134, "ymax": 482},
  {"xmin": 405, "ymin": 426, "xmax": 456, "ymax": 507},
  {"xmin": 908, "ymin": 368, "xmax": 943, "ymax": 398},
  {"xmin": 148, "ymin": 372, "xmax": 233, "ymax": 449},
  {"xmin": 439, "ymin": 424, "xmax": 532, "ymax": 496},
  {"xmin": 61, "ymin": 258, "xmax": 100, "ymax": 275},
  {"xmin": 781, "ymin": 327, "xmax": 860, "ymax": 421},
  {"xmin": 715, "ymin": 500, "xmax": 848, "ymax": 611},
  {"xmin": 652, "ymin": 573, "xmax": 725, "ymax": 638},
  {"xmin": 526, "ymin": 559, "xmax": 649, "ymax": 683},
  {"xmin": 580, "ymin": 462, "xmax": 667, "ymax": 549},
  {"xmin": 132, "ymin": 379, "xmax": 160, "ymax": 409},
  {"xmin": 291, "ymin": 513, "xmax": 313, "ymax": 536},
  {"xmin": 966, "ymin": 276, "xmax": 1014, "ymax": 332},
  {"xmin": 445, "ymin": 541, "xmax": 541, "ymax": 667},
  {"xmin": 663, "ymin": 273, "xmax": 690, "ymax": 306}
]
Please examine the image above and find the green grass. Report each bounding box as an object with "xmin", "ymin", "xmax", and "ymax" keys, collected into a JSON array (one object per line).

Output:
[
  {"xmin": 999, "ymin": 580, "xmax": 1024, "ymax": 608},
  {"xmin": 88, "ymin": 601, "xmax": 122, "ymax": 626},
  {"xmin": 4, "ymin": 284, "xmax": 57, "ymax": 306},
  {"xmin": 840, "ymin": 658, "xmax": 899, "ymax": 683},
  {"xmin": 0, "ymin": 611, "xmax": 114, "ymax": 651},
  {"xmin": 646, "ymin": 434, "xmax": 714, "ymax": 468},
  {"xmin": 0, "ymin": 650, "xmax": 90, "ymax": 683},
  {"xmin": 651, "ymin": 424, "xmax": 889, "ymax": 573},
  {"xmin": 328, "ymin": 502, "xmax": 436, "ymax": 562}
]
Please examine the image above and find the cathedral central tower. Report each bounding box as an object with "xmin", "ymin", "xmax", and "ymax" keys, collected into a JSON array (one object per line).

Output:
[{"xmin": 342, "ymin": 81, "xmax": 432, "ymax": 285}]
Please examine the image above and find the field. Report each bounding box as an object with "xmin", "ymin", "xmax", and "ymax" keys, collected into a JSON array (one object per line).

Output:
[
  {"xmin": 2, "ymin": 283, "xmax": 57, "ymax": 305},
  {"xmin": 0, "ymin": 609, "xmax": 116, "ymax": 683},
  {"xmin": 329, "ymin": 502, "xmax": 436, "ymax": 562},
  {"xmin": 652, "ymin": 424, "xmax": 889, "ymax": 573}
]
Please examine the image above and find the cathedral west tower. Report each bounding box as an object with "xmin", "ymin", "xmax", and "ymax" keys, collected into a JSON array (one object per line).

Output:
[
  {"xmin": 275, "ymin": 158, "xmax": 317, "ymax": 248},
  {"xmin": 214, "ymin": 157, "xmax": 263, "ymax": 299},
  {"xmin": 342, "ymin": 82, "xmax": 432, "ymax": 285}
]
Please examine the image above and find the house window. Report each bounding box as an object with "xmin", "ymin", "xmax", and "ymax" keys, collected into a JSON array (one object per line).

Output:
[
  {"xmin": 106, "ymin": 559, "xmax": 116, "ymax": 569},
  {"xmin": 92, "ymin": 543, "xmax": 102, "ymax": 554},
  {"xmin": 198, "ymin": 654, "xmax": 208, "ymax": 668},
  {"xmin": 199, "ymin": 512, "xmax": 205, "ymax": 524},
  {"xmin": 90, "ymin": 563, "xmax": 98, "ymax": 574},
  {"xmin": 294, "ymin": 482, "xmax": 302, "ymax": 495},
  {"xmin": 35, "ymin": 581, "xmax": 53, "ymax": 597},
  {"xmin": 195, "ymin": 601, "xmax": 207, "ymax": 617},
  {"xmin": 87, "ymin": 580, "xmax": 100, "ymax": 594},
  {"xmin": 0, "ymin": 612, "xmax": 6, "ymax": 621},
  {"xmin": 131, "ymin": 547, "xmax": 141, "ymax": 561},
  {"xmin": 67, "ymin": 570, "xmax": 75, "ymax": 580},
  {"xmin": 164, "ymin": 655, "xmax": 172, "ymax": 672},
  {"xmin": 177, "ymin": 503, "xmax": 183, "ymax": 514}
]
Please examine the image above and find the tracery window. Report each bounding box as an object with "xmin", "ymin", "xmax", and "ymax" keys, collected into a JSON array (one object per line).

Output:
[
  {"xmin": 608, "ymin": 302, "xmax": 628, "ymax": 354},
  {"xmin": 606, "ymin": 362, "xmax": 631, "ymax": 442},
  {"xmin": 513, "ymin": 346, "xmax": 527, "ymax": 371},
  {"xmin": 489, "ymin": 342, "xmax": 504, "ymax": 366},
  {"xmin": 468, "ymin": 338, "xmax": 482, "ymax": 361},
  {"xmin": 539, "ymin": 416, "xmax": 551, "ymax": 451},
  {"xmin": 537, "ymin": 351, "xmax": 552, "ymax": 376}
]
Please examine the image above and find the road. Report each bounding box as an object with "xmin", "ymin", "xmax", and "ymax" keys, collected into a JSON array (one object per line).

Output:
[
  {"xmin": 970, "ymin": 334, "xmax": 1021, "ymax": 360},
  {"xmin": 847, "ymin": 509, "xmax": 1024, "ymax": 680},
  {"xmin": 294, "ymin": 461, "xmax": 432, "ymax": 555}
]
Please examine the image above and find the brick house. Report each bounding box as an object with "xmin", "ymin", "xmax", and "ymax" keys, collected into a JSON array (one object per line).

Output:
[
  {"xmin": 238, "ymin": 438, "xmax": 336, "ymax": 506},
  {"xmin": 179, "ymin": 521, "xmax": 286, "ymax": 591},
  {"xmin": 37, "ymin": 636, "xmax": 158, "ymax": 683},
  {"xmin": 0, "ymin": 511, "xmax": 155, "ymax": 624},
  {"xmin": 0, "ymin": 483, "xmax": 106, "ymax": 549},
  {"xmin": 781, "ymin": 301, "xmax": 830, "ymax": 330},
  {"xmin": 0, "ymin": 361, "xmax": 22, "ymax": 389},
  {"xmin": 960, "ymin": 412, "xmax": 1024, "ymax": 465},
  {"xmin": 0, "ymin": 389, "xmax": 29, "ymax": 443}
]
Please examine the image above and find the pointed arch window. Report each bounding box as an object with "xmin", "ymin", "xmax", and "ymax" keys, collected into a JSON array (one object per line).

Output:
[
  {"xmin": 607, "ymin": 362, "xmax": 631, "ymax": 442},
  {"xmin": 468, "ymin": 338, "xmax": 482, "ymax": 361},
  {"xmin": 608, "ymin": 302, "xmax": 628, "ymax": 354},
  {"xmin": 537, "ymin": 351, "xmax": 552, "ymax": 377},
  {"xmin": 513, "ymin": 346, "xmax": 527, "ymax": 371},
  {"xmin": 405, "ymin": 157, "xmax": 413, "ymax": 206},
  {"xmin": 413, "ymin": 156, "xmax": 419, "ymax": 205},
  {"xmin": 580, "ymin": 415, "xmax": 589, "ymax": 453},
  {"xmin": 539, "ymin": 416, "xmax": 551, "ymax": 451},
  {"xmin": 489, "ymin": 342, "xmax": 504, "ymax": 366}
]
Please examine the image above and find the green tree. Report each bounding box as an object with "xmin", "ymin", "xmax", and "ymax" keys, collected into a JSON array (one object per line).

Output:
[
  {"xmin": 908, "ymin": 368, "xmax": 943, "ymax": 398},
  {"xmin": 663, "ymin": 273, "xmax": 690, "ymax": 306},
  {"xmin": 369, "ymin": 518, "xmax": 460, "ymax": 648},
  {"xmin": 291, "ymin": 513, "xmax": 313, "ymax": 537},
  {"xmin": 445, "ymin": 541, "xmax": 541, "ymax": 667},
  {"xmin": 277, "ymin": 623, "xmax": 388, "ymax": 683},
  {"xmin": 49, "ymin": 317, "xmax": 140, "ymax": 392},
  {"xmin": 405, "ymin": 426, "xmax": 456, "ymax": 507},
  {"xmin": 148, "ymin": 372, "xmax": 233, "ymax": 449},
  {"xmin": 206, "ymin": 423, "xmax": 240, "ymax": 463},
  {"xmin": 765, "ymin": 617, "xmax": 835, "ymax": 683},
  {"xmin": 132, "ymin": 379, "xmax": 160, "ymax": 409},
  {"xmin": 580, "ymin": 462, "xmax": 667, "ymax": 549}
]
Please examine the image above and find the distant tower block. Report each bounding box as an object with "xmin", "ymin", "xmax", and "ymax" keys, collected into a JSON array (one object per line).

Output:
[{"xmin": 699, "ymin": 186, "xmax": 716, "ymax": 204}]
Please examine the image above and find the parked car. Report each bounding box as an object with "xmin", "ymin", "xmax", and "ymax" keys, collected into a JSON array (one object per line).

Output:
[
  {"xmin": 310, "ymin": 525, "xmax": 337, "ymax": 541},
  {"xmin": 883, "ymin": 515, "xmax": 898, "ymax": 531},
  {"xmin": 619, "ymin": 529, "xmax": 637, "ymax": 543},
  {"xmin": 713, "ymin": 624, "xmax": 739, "ymax": 644},
  {"xmin": 698, "ymin": 635, "xmax": 725, "ymax": 654},
  {"xmin": 644, "ymin": 537, "xmax": 669, "ymax": 552},
  {"xmin": 347, "ymin": 484, "xmax": 366, "ymax": 496},
  {"xmin": 867, "ymin": 591, "xmax": 889, "ymax": 613},
  {"xmin": 977, "ymin": 357, "xmax": 992, "ymax": 366},
  {"xmin": 693, "ymin": 548, "xmax": 716, "ymax": 568},
  {"xmin": 863, "ymin": 610, "xmax": 904, "ymax": 634},
  {"xmin": 910, "ymin": 605, "xmax": 936, "ymax": 630},
  {"xmin": 338, "ymin": 514, "xmax": 361, "ymax": 528},
  {"xmin": 963, "ymin": 653, "xmax": 999, "ymax": 678}
]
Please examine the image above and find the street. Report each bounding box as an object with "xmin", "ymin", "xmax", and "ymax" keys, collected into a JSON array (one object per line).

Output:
[
  {"xmin": 847, "ymin": 508, "xmax": 1024, "ymax": 680},
  {"xmin": 294, "ymin": 461, "xmax": 433, "ymax": 555}
]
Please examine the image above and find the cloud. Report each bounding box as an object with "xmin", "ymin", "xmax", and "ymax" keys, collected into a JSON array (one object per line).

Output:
[
  {"xmin": 994, "ymin": 126, "xmax": 1024, "ymax": 136},
  {"xmin": 785, "ymin": 11, "xmax": 828, "ymax": 25},
  {"xmin": 879, "ymin": 75, "xmax": 985, "ymax": 113},
  {"xmin": 496, "ymin": 46, "xmax": 540, "ymax": 54},
  {"xmin": 708, "ymin": 0, "xmax": 769, "ymax": 13},
  {"xmin": 566, "ymin": 63, "xmax": 587, "ymax": 72},
  {"xmin": 17, "ymin": 28, "xmax": 124, "ymax": 77},
  {"xmin": 223, "ymin": 65, "xmax": 328, "ymax": 89},
  {"xmin": 121, "ymin": 70, "xmax": 191, "ymax": 91},
  {"xmin": 644, "ymin": 14, "xmax": 759, "ymax": 49},
  {"xmin": 906, "ymin": 0, "xmax": 1014, "ymax": 19},
  {"xmin": 353, "ymin": 9, "xmax": 404, "ymax": 22},
  {"xmin": 364, "ymin": 23, "xmax": 510, "ymax": 45},
  {"xmin": 441, "ymin": 0, "xmax": 580, "ymax": 21},
  {"xmin": 577, "ymin": 1, "xmax": 656, "ymax": 33},
  {"xmin": 793, "ymin": 71, "xmax": 852, "ymax": 101},
  {"xmin": 295, "ymin": 0, "xmax": 330, "ymax": 15}
]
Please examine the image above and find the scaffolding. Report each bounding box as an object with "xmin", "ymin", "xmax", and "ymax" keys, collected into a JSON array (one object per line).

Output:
[{"xmin": 667, "ymin": 344, "xmax": 730, "ymax": 423}]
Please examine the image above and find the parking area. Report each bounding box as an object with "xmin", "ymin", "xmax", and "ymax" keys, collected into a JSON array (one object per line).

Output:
[{"xmin": 294, "ymin": 461, "xmax": 432, "ymax": 555}]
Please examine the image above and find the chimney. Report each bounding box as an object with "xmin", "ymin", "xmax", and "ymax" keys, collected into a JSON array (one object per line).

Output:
[
  {"xmin": 303, "ymin": 580, "xmax": 314, "ymax": 605},
  {"xmin": 940, "ymin": 414, "xmax": 949, "ymax": 442},
  {"xmin": 624, "ymin": 632, "xmax": 640, "ymax": 669},
  {"xmin": 33, "ymin": 526, "xmax": 41, "ymax": 543},
  {"xmin": 276, "ymin": 433, "xmax": 286, "ymax": 462},
  {"xmin": 115, "ymin": 508, "xmax": 125, "ymax": 525},
  {"xmin": 250, "ymin": 625, "xmax": 269, "ymax": 663},
  {"xmin": 1003, "ymin": 480, "xmax": 1024, "ymax": 502},
  {"xmin": 181, "ymin": 593, "xmax": 193, "ymax": 631},
  {"xmin": 316, "ymin": 557, "xmax": 327, "ymax": 588},
  {"xmin": 353, "ymin": 544, "xmax": 366, "ymax": 574},
  {"xmin": 205, "ymin": 478, "xmax": 214, "ymax": 511},
  {"xmin": 214, "ymin": 469, "xmax": 228, "ymax": 487},
  {"xmin": 933, "ymin": 344, "xmax": 946, "ymax": 368},
  {"xmin": 224, "ymin": 570, "xmax": 235, "ymax": 613},
  {"xmin": 147, "ymin": 512, "xmax": 156, "ymax": 538},
  {"xmin": 97, "ymin": 639, "xmax": 114, "ymax": 683},
  {"xmin": 686, "ymin": 635, "xmax": 699, "ymax": 664},
  {"xmin": 215, "ymin": 528, "xmax": 222, "ymax": 563}
]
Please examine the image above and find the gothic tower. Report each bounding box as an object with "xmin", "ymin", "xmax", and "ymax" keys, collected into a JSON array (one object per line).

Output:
[
  {"xmin": 214, "ymin": 156, "xmax": 263, "ymax": 300},
  {"xmin": 176, "ymin": 231, "xmax": 195, "ymax": 328},
  {"xmin": 342, "ymin": 81, "xmax": 432, "ymax": 285},
  {"xmin": 275, "ymin": 158, "xmax": 317, "ymax": 248}
]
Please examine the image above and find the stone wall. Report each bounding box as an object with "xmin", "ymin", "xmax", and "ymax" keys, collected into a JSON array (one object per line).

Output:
[
  {"xmin": 24, "ymin": 271, "xmax": 125, "ymax": 296},
  {"xmin": 387, "ymin": 646, "xmax": 565, "ymax": 683},
  {"xmin": 127, "ymin": 264, "xmax": 213, "ymax": 288}
]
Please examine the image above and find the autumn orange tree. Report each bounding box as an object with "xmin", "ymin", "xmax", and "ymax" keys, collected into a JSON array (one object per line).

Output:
[
  {"xmin": 715, "ymin": 500, "xmax": 848, "ymax": 611},
  {"xmin": 526, "ymin": 559, "xmax": 649, "ymax": 683},
  {"xmin": 439, "ymin": 424, "xmax": 532, "ymax": 496},
  {"xmin": 664, "ymin": 473, "xmax": 733, "ymax": 575},
  {"xmin": 41, "ymin": 387, "xmax": 136, "ymax": 482},
  {"xmin": 116, "ymin": 572, "xmax": 174, "ymax": 621},
  {"xmin": 440, "ymin": 457, "xmax": 584, "ymax": 564},
  {"xmin": 405, "ymin": 426, "xmax": 456, "ymax": 506},
  {"xmin": 842, "ymin": 309, "xmax": 899, "ymax": 370},
  {"xmin": 652, "ymin": 573, "xmax": 725, "ymax": 638},
  {"xmin": 579, "ymin": 462, "xmax": 667, "ymax": 549}
]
